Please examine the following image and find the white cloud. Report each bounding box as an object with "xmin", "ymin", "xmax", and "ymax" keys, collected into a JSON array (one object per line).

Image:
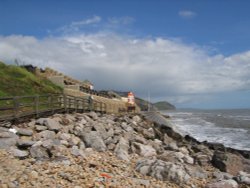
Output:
[
  {"xmin": 178, "ymin": 10, "xmax": 196, "ymax": 19},
  {"xmin": 108, "ymin": 16, "xmax": 135, "ymax": 25},
  {"xmin": 71, "ymin": 16, "xmax": 101, "ymax": 26},
  {"xmin": 0, "ymin": 33, "xmax": 250, "ymax": 106},
  {"xmin": 56, "ymin": 16, "xmax": 102, "ymax": 34}
]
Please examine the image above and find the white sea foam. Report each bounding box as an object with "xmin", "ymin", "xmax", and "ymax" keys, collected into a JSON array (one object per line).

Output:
[{"xmin": 167, "ymin": 110, "xmax": 250, "ymax": 151}]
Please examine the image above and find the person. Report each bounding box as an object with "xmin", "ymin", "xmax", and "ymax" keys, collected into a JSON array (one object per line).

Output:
[{"xmin": 88, "ymin": 95, "xmax": 94, "ymax": 111}]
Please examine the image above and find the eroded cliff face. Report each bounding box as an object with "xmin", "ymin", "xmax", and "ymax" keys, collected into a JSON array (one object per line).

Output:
[{"xmin": 0, "ymin": 112, "xmax": 249, "ymax": 187}]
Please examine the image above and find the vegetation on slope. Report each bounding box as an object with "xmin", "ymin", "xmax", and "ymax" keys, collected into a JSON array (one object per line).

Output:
[
  {"xmin": 0, "ymin": 61, "xmax": 62, "ymax": 97},
  {"xmin": 153, "ymin": 101, "xmax": 176, "ymax": 110}
]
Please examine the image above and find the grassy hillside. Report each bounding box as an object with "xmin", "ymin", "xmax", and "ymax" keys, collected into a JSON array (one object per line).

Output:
[
  {"xmin": 153, "ymin": 101, "xmax": 176, "ymax": 110},
  {"xmin": 0, "ymin": 62, "xmax": 62, "ymax": 97}
]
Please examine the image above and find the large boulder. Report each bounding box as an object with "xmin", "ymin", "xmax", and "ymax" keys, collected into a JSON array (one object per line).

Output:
[
  {"xmin": 194, "ymin": 152, "xmax": 212, "ymax": 166},
  {"xmin": 0, "ymin": 131, "xmax": 18, "ymax": 149},
  {"xmin": 142, "ymin": 128, "xmax": 155, "ymax": 139},
  {"xmin": 36, "ymin": 130, "xmax": 56, "ymax": 140},
  {"xmin": 132, "ymin": 142, "xmax": 156, "ymax": 157},
  {"xmin": 80, "ymin": 131, "xmax": 106, "ymax": 152},
  {"xmin": 212, "ymin": 151, "xmax": 249, "ymax": 175},
  {"xmin": 235, "ymin": 171, "xmax": 250, "ymax": 185},
  {"xmin": 185, "ymin": 165, "xmax": 208, "ymax": 179},
  {"xmin": 205, "ymin": 179, "xmax": 238, "ymax": 188},
  {"xmin": 93, "ymin": 123, "xmax": 110, "ymax": 140},
  {"xmin": 36, "ymin": 118, "xmax": 61, "ymax": 132},
  {"xmin": 17, "ymin": 139, "xmax": 35, "ymax": 148},
  {"xmin": 114, "ymin": 137, "xmax": 130, "ymax": 161},
  {"xmin": 17, "ymin": 128, "xmax": 33, "ymax": 136},
  {"xmin": 10, "ymin": 147, "xmax": 29, "ymax": 158},
  {"xmin": 132, "ymin": 115, "xmax": 141, "ymax": 123},
  {"xmin": 30, "ymin": 146, "xmax": 49, "ymax": 160},
  {"xmin": 136, "ymin": 158, "xmax": 190, "ymax": 184},
  {"xmin": 87, "ymin": 112, "xmax": 99, "ymax": 120},
  {"xmin": 158, "ymin": 150, "xmax": 193, "ymax": 164},
  {"xmin": 71, "ymin": 146, "xmax": 86, "ymax": 158}
]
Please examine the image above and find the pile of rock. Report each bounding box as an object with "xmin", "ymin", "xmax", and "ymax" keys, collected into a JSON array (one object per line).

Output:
[{"xmin": 0, "ymin": 112, "xmax": 249, "ymax": 187}]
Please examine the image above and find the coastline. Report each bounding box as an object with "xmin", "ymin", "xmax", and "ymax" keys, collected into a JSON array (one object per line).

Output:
[
  {"xmin": 155, "ymin": 110, "xmax": 250, "ymax": 158},
  {"xmin": 0, "ymin": 111, "xmax": 249, "ymax": 187}
]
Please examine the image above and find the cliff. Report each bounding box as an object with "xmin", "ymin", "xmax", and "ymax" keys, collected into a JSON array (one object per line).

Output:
[
  {"xmin": 0, "ymin": 62, "xmax": 62, "ymax": 97},
  {"xmin": 153, "ymin": 101, "xmax": 176, "ymax": 110}
]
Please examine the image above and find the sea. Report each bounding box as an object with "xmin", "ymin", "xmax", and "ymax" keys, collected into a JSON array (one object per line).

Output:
[{"xmin": 162, "ymin": 109, "xmax": 250, "ymax": 151}]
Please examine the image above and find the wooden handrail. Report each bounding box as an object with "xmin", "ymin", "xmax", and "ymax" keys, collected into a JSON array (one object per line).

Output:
[{"xmin": 0, "ymin": 94, "xmax": 107, "ymax": 121}]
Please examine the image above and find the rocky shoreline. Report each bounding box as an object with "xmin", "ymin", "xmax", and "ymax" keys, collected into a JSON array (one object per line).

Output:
[{"xmin": 0, "ymin": 112, "xmax": 250, "ymax": 188}]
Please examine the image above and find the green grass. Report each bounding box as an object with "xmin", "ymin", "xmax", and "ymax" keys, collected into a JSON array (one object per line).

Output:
[
  {"xmin": 0, "ymin": 62, "xmax": 63, "ymax": 117},
  {"xmin": 0, "ymin": 61, "xmax": 63, "ymax": 97}
]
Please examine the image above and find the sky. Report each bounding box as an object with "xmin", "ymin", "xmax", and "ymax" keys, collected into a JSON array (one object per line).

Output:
[{"xmin": 1, "ymin": 0, "xmax": 250, "ymax": 109}]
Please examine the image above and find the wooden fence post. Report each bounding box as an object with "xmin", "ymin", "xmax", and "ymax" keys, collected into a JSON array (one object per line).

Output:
[
  {"xmin": 63, "ymin": 94, "xmax": 67, "ymax": 112},
  {"xmin": 13, "ymin": 96, "xmax": 19, "ymax": 118},
  {"xmin": 35, "ymin": 95, "xmax": 39, "ymax": 118},
  {"xmin": 49, "ymin": 95, "xmax": 54, "ymax": 114},
  {"xmin": 74, "ymin": 97, "xmax": 77, "ymax": 112}
]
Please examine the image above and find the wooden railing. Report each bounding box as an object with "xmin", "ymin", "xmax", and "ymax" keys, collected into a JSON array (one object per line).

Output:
[{"xmin": 0, "ymin": 94, "xmax": 107, "ymax": 121}]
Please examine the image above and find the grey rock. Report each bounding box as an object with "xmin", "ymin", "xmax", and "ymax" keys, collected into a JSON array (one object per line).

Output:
[
  {"xmin": 35, "ymin": 125, "xmax": 47, "ymax": 132},
  {"xmin": 185, "ymin": 165, "xmax": 208, "ymax": 179},
  {"xmin": 44, "ymin": 118, "xmax": 62, "ymax": 132},
  {"xmin": 194, "ymin": 153, "xmax": 211, "ymax": 166},
  {"xmin": 142, "ymin": 128, "xmax": 155, "ymax": 139},
  {"xmin": 212, "ymin": 172, "xmax": 233, "ymax": 180},
  {"xmin": 37, "ymin": 130, "xmax": 56, "ymax": 140},
  {"xmin": 114, "ymin": 137, "xmax": 130, "ymax": 161},
  {"xmin": 17, "ymin": 128, "xmax": 33, "ymax": 136},
  {"xmin": 60, "ymin": 140, "xmax": 69, "ymax": 146},
  {"xmin": 130, "ymin": 178, "xmax": 150, "ymax": 187},
  {"xmin": 79, "ymin": 118, "xmax": 87, "ymax": 125},
  {"xmin": 132, "ymin": 115, "xmax": 141, "ymax": 123},
  {"xmin": 163, "ymin": 133, "xmax": 174, "ymax": 144},
  {"xmin": 205, "ymin": 179, "xmax": 238, "ymax": 188},
  {"xmin": 132, "ymin": 142, "xmax": 156, "ymax": 157},
  {"xmin": 114, "ymin": 127, "xmax": 123, "ymax": 135},
  {"xmin": 42, "ymin": 139, "xmax": 61, "ymax": 149},
  {"xmin": 87, "ymin": 112, "xmax": 98, "ymax": 120},
  {"xmin": 10, "ymin": 148, "xmax": 29, "ymax": 158},
  {"xmin": 179, "ymin": 147, "xmax": 189, "ymax": 155},
  {"xmin": 133, "ymin": 135, "xmax": 147, "ymax": 145},
  {"xmin": 183, "ymin": 155, "xmax": 194, "ymax": 165},
  {"xmin": 157, "ymin": 151, "xmax": 184, "ymax": 164},
  {"xmin": 71, "ymin": 146, "xmax": 86, "ymax": 158},
  {"xmin": 104, "ymin": 137, "xmax": 113, "ymax": 145},
  {"xmin": 235, "ymin": 171, "xmax": 250, "ymax": 185},
  {"xmin": 107, "ymin": 143, "xmax": 116, "ymax": 150},
  {"xmin": 0, "ymin": 131, "xmax": 17, "ymax": 138},
  {"xmin": 68, "ymin": 135, "xmax": 81, "ymax": 146},
  {"xmin": 0, "ymin": 121, "xmax": 11, "ymax": 128},
  {"xmin": 17, "ymin": 139, "xmax": 35, "ymax": 148},
  {"xmin": 64, "ymin": 114, "xmax": 76, "ymax": 122},
  {"xmin": 149, "ymin": 139, "xmax": 164, "ymax": 154},
  {"xmin": 212, "ymin": 151, "xmax": 246, "ymax": 175},
  {"xmin": 80, "ymin": 131, "xmax": 106, "ymax": 152},
  {"xmin": 165, "ymin": 142, "xmax": 179, "ymax": 151},
  {"xmin": 136, "ymin": 158, "xmax": 190, "ymax": 184},
  {"xmin": 36, "ymin": 118, "xmax": 61, "ymax": 132},
  {"xmin": 30, "ymin": 146, "xmax": 49, "ymax": 160},
  {"xmin": 106, "ymin": 128, "xmax": 114, "ymax": 138},
  {"xmin": 59, "ymin": 133, "xmax": 71, "ymax": 141},
  {"xmin": 120, "ymin": 122, "xmax": 133, "ymax": 132},
  {"xmin": 79, "ymin": 141, "xmax": 86, "ymax": 150},
  {"xmin": 93, "ymin": 123, "xmax": 109, "ymax": 140},
  {"xmin": 36, "ymin": 118, "xmax": 46, "ymax": 125},
  {"xmin": 0, "ymin": 132, "xmax": 18, "ymax": 149},
  {"xmin": 0, "ymin": 127, "xmax": 9, "ymax": 132}
]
